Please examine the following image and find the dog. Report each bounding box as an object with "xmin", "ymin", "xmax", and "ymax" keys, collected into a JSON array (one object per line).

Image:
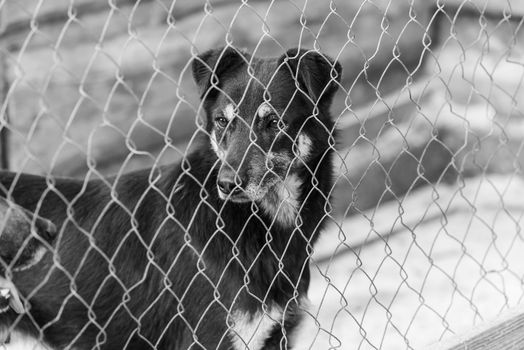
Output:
[
  {"xmin": 0, "ymin": 196, "xmax": 56, "ymax": 346},
  {"xmin": 0, "ymin": 196, "xmax": 57, "ymax": 314},
  {"xmin": 0, "ymin": 47, "xmax": 341, "ymax": 349}
]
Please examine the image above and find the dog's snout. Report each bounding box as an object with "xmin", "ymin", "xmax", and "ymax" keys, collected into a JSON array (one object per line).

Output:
[
  {"xmin": 34, "ymin": 217, "xmax": 57, "ymax": 243},
  {"xmin": 217, "ymin": 169, "xmax": 244, "ymax": 196}
]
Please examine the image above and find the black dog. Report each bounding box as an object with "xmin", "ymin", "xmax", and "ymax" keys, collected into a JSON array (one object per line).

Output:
[
  {"xmin": 0, "ymin": 195, "xmax": 56, "ymax": 337},
  {"xmin": 0, "ymin": 47, "xmax": 341, "ymax": 349}
]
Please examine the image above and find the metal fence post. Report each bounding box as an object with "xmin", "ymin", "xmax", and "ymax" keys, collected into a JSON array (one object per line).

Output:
[{"xmin": 0, "ymin": 4, "xmax": 9, "ymax": 170}]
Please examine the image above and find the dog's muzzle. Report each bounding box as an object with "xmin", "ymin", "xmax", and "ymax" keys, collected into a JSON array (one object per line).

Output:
[{"xmin": 217, "ymin": 167, "xmax": 252, "ymax": 203}]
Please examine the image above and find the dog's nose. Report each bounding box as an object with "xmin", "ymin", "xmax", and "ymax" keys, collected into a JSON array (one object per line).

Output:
[
  {"xmin": 217, "ymin": 178, "xmax": 243, "ymax": 195},
  {"xmin": 33, "ymin": 217, "xmax": 57, "ymax": 243},
  {"xmin": 217, "ymin": 171, "xmax": 243, "ymax": 196}
]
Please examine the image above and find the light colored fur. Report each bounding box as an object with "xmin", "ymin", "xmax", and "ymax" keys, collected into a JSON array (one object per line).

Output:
[
  {"xmin": 257, "ymin": 102, "xmax": 273, "ymax": 118},
  {"xmin": 2, "ymin": 332, "xmax": 53, "ymax": 349},
  {"xmin": 229, "ymin": 305, "xmax": 282, "ymax": 350},
  {"xmin": 210, "ymin": 131, "xmax": 226, "ymax": 161},
  {"xmin": 259, "ymin": 174, "xmax": 302, "ymax": 228},
  {"xmin": 224, "ymin": 104, "xmax": 235, "ymax": 121},
  {"xmin": 296, "ymin": 134, "xmax": 312, "ymax": 160}
]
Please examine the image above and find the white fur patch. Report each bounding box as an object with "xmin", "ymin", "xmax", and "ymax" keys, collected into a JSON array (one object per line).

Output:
[
  {"xmin": 2, "ymin": 331, "xmax": 53, "ymax": 349},
  {"xmin": 260, "ymin": 174, "xmax": 302, "ymax": 227},
  {"xmin": 224, "ymin": 104, "xmax": 235, "ymax": 121},
  {"xmin": 296, "ymin": 134, "xmax": 312, "ymax": 160},
  {"xmin": 257, "ymin": 102, "xmax": 273, "ymax": 118},
  {"xmin": 230, "ymin": 306, "xmax": 282, "ymax": 350},
  {"xmin": 210, "ymin": 131, "xmax": 226, "ymax": 160}
]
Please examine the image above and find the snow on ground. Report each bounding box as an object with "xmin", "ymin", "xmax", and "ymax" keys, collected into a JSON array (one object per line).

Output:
[{"xmin": 296, "ymin": 175, "xmax": 524, "ymax": 349}]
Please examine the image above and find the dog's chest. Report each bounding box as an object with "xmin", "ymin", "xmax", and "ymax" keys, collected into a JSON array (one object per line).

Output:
[{"xmin": 228, "ymin": 305, "xmax": 283, "ymax": 350}]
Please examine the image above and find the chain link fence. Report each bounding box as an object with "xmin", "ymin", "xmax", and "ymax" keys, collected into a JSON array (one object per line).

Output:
[{"xmin": 0, "ymin": 0, "xmax": 523, "ymax": 349}]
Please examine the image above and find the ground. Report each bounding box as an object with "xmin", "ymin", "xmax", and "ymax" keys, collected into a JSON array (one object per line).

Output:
[{"xmin": 296, "ymin": 174, "xmax": 524, "ymax": 349}]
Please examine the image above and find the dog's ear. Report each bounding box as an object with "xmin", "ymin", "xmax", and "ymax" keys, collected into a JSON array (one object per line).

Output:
[
  {"xmin": 279, "ymin": 48, "xmax": 342, "ymax": 106},
  {"xmin": 192, "ymin": 47, "xmax": 247, "ymax": 100}
]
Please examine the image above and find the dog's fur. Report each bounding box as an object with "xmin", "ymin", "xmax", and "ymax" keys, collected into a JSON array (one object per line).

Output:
[{"xmin": 0, "ymin": 47, "xmax": 341, "ymax": 349}]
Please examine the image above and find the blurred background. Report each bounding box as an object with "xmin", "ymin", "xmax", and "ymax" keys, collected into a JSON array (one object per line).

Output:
[{"xmin": 1, "ymin": 0, "xmax": 524, "ymax": 349}]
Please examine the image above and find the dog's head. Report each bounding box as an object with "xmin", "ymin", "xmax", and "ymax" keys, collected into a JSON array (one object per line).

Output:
[
  {"xmin": 0, "ymin": 197, "xmax": 56, "ymax": 272},
  {"xmin": 192, "ymin": 47, "xmax": 341, "ymax": 218}
]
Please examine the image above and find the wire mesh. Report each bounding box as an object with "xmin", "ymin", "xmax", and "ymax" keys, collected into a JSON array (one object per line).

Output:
[{"xmin": 0, "ymin": 0, "xmax": 523, "ymax": 349}]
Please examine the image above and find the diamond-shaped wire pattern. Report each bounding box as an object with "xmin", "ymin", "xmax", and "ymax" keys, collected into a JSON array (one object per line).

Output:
[{"xmin": 0, "ymin": 0, "xmax": 523, "ymax": 349}]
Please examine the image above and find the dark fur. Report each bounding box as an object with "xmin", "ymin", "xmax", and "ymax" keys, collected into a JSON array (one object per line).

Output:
[{"xmin": 0, "ymin": 47, "xmax": 341, "ymax": 349}]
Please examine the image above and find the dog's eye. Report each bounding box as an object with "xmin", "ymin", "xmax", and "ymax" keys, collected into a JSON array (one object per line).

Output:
[
  {"xmin": 214, "ymin": 116, "xmax": 228, "ymax": 128},
  {"xmin": 267, "ymin": 116, "xmax": 286, "ymax": 130},
  {"xmin": 267, "ymin": 118, "xmax": 278, "ymax": 129}
]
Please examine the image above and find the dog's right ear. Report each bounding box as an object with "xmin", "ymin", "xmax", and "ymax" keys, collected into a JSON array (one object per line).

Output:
[
  {"xmin": 191, "ymin": 47, "xmax": 247, "ymax": 100},
  {"xmin": 279, "ymin": 49, "xmax": 342, "ymax": 107}
]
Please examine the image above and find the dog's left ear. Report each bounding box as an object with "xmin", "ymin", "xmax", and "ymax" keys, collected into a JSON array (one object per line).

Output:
[
  {"xmin": 191, "ymin": 47, "xmax": 248, "ymax": 100},
  {"xmin": 279, "ymin": 48, "xmax": 342, "ymax": 106}
]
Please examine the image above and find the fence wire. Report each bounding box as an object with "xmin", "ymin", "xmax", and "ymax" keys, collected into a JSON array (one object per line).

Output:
[{"xmin": 0, "ymin": 0, "xmax": 523, "ymax": 349}]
